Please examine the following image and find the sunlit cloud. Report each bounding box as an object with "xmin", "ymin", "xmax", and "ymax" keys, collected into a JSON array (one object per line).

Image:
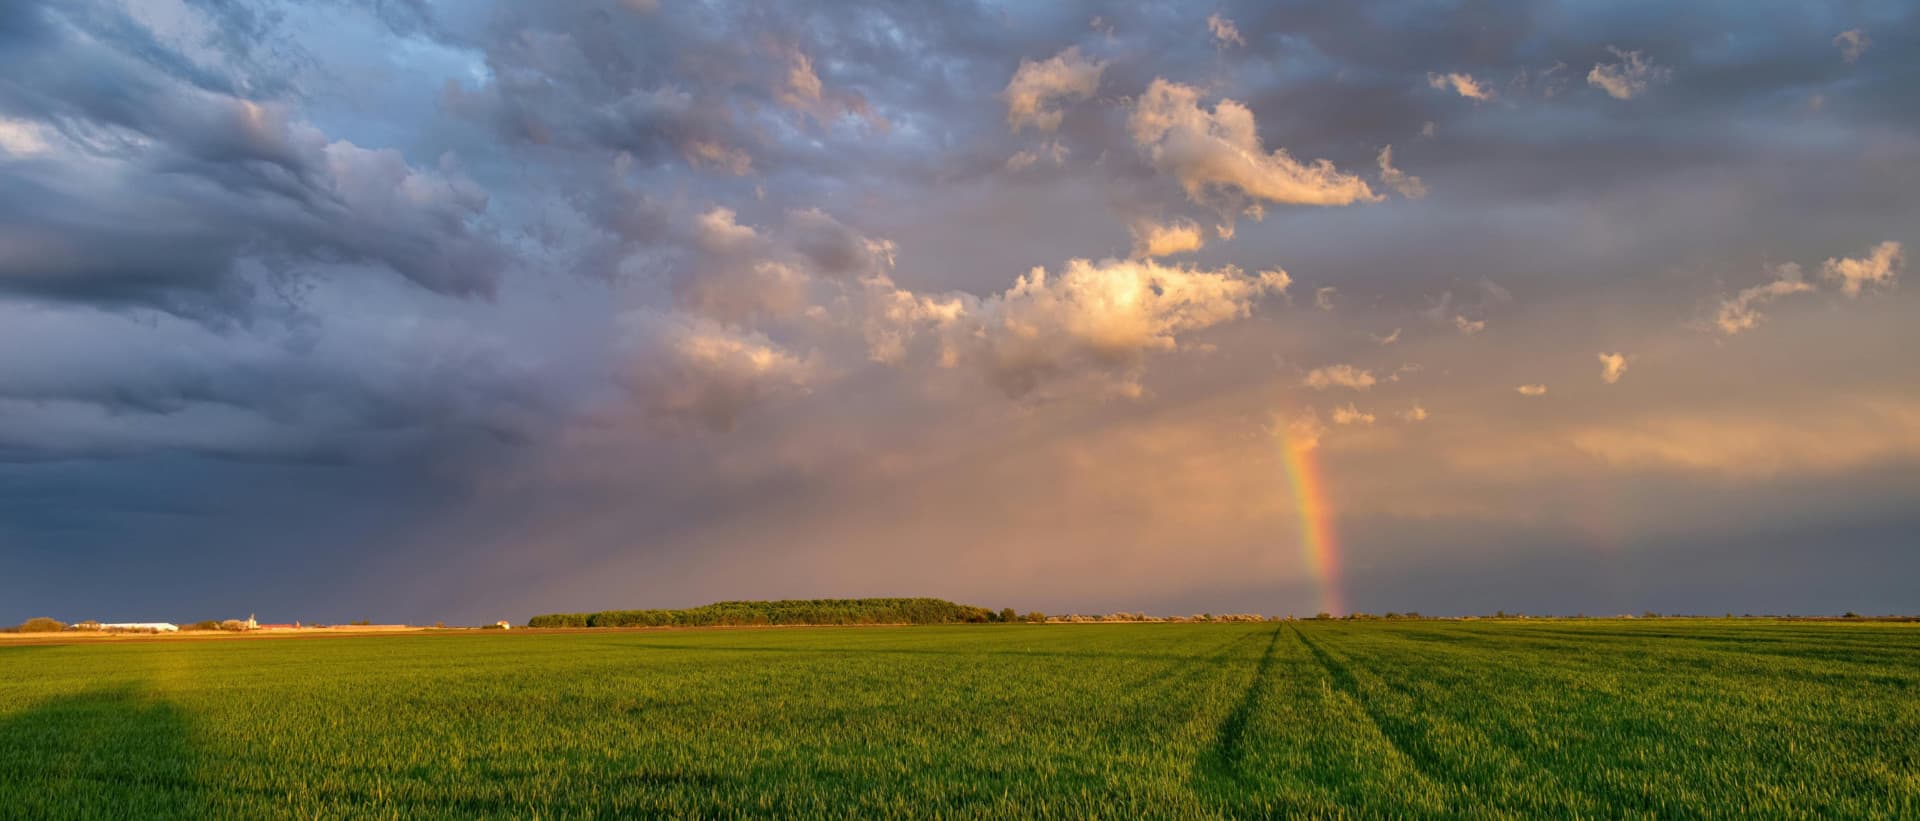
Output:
[
  {"xmin": 1716, "ymin": 263, "xmax": 1813, "ymax": 335},
  {"xmin": 1599, "ymin": 352, "xmax": 1629, "ymax": 384},
  {"xmin": 1130, "ymin": 78, "xmax": 1380, "ymax": 215},
  {"xmin": 1303, "ymin": 365, "xmax": 1377, "ymax": 391},
  {"xmin": 1834, "ymin": 29, "xmax": 1870, "ymax": 64},
  {"xmin": 1005, "ymin": 46, "xmax": 1106, "ymax": 133},
  {"xmin": 1130, "ymin": 218, "xmax": 1206, "ymax": 259},
  {"xmin": 1427, "ymin": 72, "xmax": 1493, "ymax": 101},
  {"xmin": 1587, "ymin": 47, "xmax": 1669, "ymax": 100},
  {"xmin": 1332, "ymin": 403, "xmax": 1375, "ymax": 425},
  {"xmin": 1207, "ymin": 14, "xmax": 1244, "ymax": 48},
  {"xmin": 1821, "ymin": 241, "xmax": 1903, "ymax": 297},
  {"xmin": 1377, "ymin": 145, "xmax": 1428, "ymax": 199},
  {"xmin": 1516, "ymin": 384, "xmax": 1548, "ymax": 396}
]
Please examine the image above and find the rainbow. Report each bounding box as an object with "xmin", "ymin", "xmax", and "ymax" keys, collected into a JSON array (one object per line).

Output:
[{"xmin": 1280, "ymin": 429, "xmax": 1345, "ymax": 617}]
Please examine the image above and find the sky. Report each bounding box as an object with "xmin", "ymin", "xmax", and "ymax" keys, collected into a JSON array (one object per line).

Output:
[{"xmin": 2, "ymin": 0, "xmax": 1917, "ymax": 625}]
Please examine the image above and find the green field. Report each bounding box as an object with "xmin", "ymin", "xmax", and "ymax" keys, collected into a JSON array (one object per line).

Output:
[{"xmin": 3, "ymin": 621, "xmax": 1917, "ymax": 818}]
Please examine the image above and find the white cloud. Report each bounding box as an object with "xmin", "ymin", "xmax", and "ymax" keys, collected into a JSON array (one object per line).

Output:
[
  {"xmin": 1332, "ymin": 403, "xmax": 1375, "ymax": 425},
  {"xmin": 1834, "ymin": 29, "xmax": 1870, "ymax": 63},
  {"xmin": 1716, "ymin": 263, "xmax": 1814, "ymax": 335},
  {"xmin": 1587, "ymin": 47, "xmax": 1669, "ymax": 100},
  {"xmin": 1598, "ymin": 352, "xmax": 1629, "ymax": 384},
  {"xmin": 1129, "ymin": 79, "xmax": 1379, "ymax": 213},
  {"xmin": 1376, "ymin": 144, "xmax": 1427, "ymax": 199},
  {"xmin": 1427, "ymin": 72, "xmax": 1492, "ymax": 101},
  {"xmin": 1302, "ymin": 364, "xmax": 1376, "ymax": 391},
  {"xmin": 1315, "ymin": 286, "xmax": 1337, "ymax": 311},
  {"xmin": 1130, "ymin": 218, "xmax": 1206, "ymax": 259},
  {"xmin": 1453, "ymin": 314, "xmax": 1486, "ymax": 335},
  {"xmin": 1516, "ymin": 384, "xmax": 1548, "ymax": 396},
  {"xmin": 1207, "ymin": 14, "xmax": 1245, "ymax": 48},
  {"xmin": 1400, "ymin": 403, "xmax": 1429, "ymax": 422},
  {"xmin": 1820, "ymin": 240, "xmax": 1903, "ymax": 297},
  {"xmin": 1374, "ymin": 328, "xmax": 1401, "ymax": 346},
  {"xmin": 1004, "ymin": 46, "xmax": 1106, "ymax": 133}
]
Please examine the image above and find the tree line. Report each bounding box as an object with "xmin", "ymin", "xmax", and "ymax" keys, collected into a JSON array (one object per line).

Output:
[{"xmin": 526, "ymin": 598, "xmax": 1018, "ymax": 628}]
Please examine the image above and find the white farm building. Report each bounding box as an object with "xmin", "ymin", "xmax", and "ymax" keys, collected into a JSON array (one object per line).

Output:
[{"xmin": 99, "ymin": 622, "xmax": 179, "ymax": 633}]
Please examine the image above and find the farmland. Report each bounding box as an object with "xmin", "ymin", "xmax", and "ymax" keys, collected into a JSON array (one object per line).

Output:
[{"xmin": 3, "ymin": 621, "xmax": 1917, "ymax": 818}]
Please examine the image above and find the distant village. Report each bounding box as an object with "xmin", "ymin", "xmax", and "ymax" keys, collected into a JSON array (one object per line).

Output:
[{"xmin": 6, "ymin": 615, "xmax": 516, "ymax": 634}]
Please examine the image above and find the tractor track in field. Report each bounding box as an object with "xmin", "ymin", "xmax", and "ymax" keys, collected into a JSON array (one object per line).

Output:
[{"xmin": 1291, "ymin": 625, "xmax": 1454, "ymax": 796}]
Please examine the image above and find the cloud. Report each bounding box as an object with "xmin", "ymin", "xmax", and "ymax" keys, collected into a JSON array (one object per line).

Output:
[
  {"xmin": 1004, "ymin": 46, "xmax": 1106, "ymax": 133},
  {"xmin": 1400, "ymin": 403, "xmax": 1429, "ymax": 422},
  {"xmin": 1377, "ymin": 145, "xmax": 1428, "ymax": 199},
  {"xmin": 1332, "ymin": 403, "xmax": 1375, "ymax": 425},
  {"xmin": 1130, "ymin": 218, "xmax": 1206, "ymax": 259},
  {"xmin": 620, "ymin": 312, "xmax": 818, "ymax": 432},
  {"xmin": 786, "ymin": 208, "xmax": 897, "ymax": 280},
  {"xmin": 1821, "ymin": 241, "xmax": 1903, "ymax": 298},
  {"xmin": 1374, "ymin": 328, "xmax": 1401, "ymax": 345},
  {"xmin": 1716, "ymin": 263, "xmax": 1814, "ymax": 335},
  {"xmin": 1277, "ymin": 410, "xmax": 1327, "ymax": 451},
  {"xmin": 1587, "ymin": 47, "xmax": 1669, "ymax": 100},
  {"xmin": 1258, "ymin": 269, "xmax": 1293, "ymax": 297},
  {"xmin": 958, "ymin": 258, "xmax": 1287, "ymax": 397},
  {"xmin": 1303, "ymin": 364, "xmax": 1376, "ymax": 391},
  {"xmin": 1454, "ymin": 315, "xmax": 1487, "ymax": 335},
  {"xmin": 1006, "ymin": 141, "xmax": 1068, "ymax": 172},
  {"xmin": 860, "ymin": 275, "xmax": 967, "ymax": 365},
  {"xmin": 1315, "ymin": 287, "xmax": 1337, "ymax": 311},
  {"xmin": 774, "ymin": 46, "xmax": 882, "ymax": 130},
  {"xmin": 1599, "ymin": 352, "xmax": 1629, "ymax": 384},
  {"xmin": 0, "ymin": 118, "xmax": 50, "ymax": 156},
  {"xmin": 1569, "ymin": 399, "xmax": 1920, "ymax": 477},
  {"xmin": 685, "ymin": 140, "xmax": 753, "ymax": 175},
  {"xmin": 1427, "ymin": 72, "xmax": 1493, "ymax": 101},
  {"xmin": 1207, "ymin": 14, "xmax": 1244, "ymax": 48},
  {"xmin": 1834, "ymin": 29, "xmax": 1870, "ymax": 64},
  {"xmin": 1128, "ymin": 79, "xmax": 1379, "ymax": 213},
  {"xmin": 1515, "ymin": 384, "xmax": 1548, "ymax": 396}
]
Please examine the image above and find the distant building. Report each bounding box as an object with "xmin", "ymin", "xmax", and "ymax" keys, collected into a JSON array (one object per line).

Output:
[
  {"xmin": 495, "ymin": 621, "xmax": 512, "ymax": 630},
  {"xmin": 100, "ymin": 622, "xmax": 178, "ymax": 633}
]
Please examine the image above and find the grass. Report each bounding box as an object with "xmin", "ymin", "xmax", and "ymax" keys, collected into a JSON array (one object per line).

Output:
[{"xmin": 2, "ymin": 620, "xmax": 1916, "ymax": 818}]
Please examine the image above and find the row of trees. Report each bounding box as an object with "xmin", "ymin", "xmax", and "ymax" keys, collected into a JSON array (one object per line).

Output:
[{"xmin": 528, "ymin": 598, "xmax": 1014, "ymax": 628}]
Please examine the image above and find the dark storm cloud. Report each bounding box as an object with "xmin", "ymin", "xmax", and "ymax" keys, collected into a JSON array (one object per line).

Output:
[{"xmin": 0, "ymin": 0, "xmax": 509, "ymax": 311}]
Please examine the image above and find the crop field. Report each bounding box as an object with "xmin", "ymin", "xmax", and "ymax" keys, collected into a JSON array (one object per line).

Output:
[{"xmin": 3, "ymin": 621, "xmax": 1917, "ymax": 818}]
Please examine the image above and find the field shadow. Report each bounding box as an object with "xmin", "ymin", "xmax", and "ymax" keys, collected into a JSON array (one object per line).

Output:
[{"xmin": 0, "ymin": 683, "xmax": 205, "ymax": 817}]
